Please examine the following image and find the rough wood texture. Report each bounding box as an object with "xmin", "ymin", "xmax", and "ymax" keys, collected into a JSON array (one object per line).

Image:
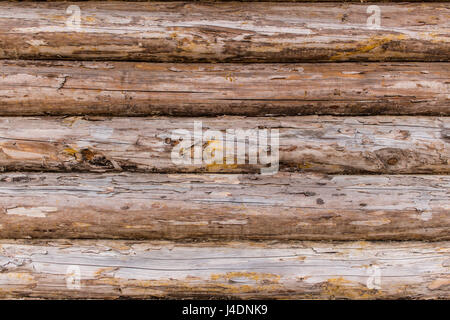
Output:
[
  {"xmin": 0, "ymin": 172, "xmax": 448, "ymax": 240},
  {"xmin": 0, "ymin": 116, "xmax": 447, "ymax": 174},
  {"xmin": 0, "ymin": 2, "xmax": 448, "ymax": 62},
  {"xmin": 0, "ymin": 240, "xmax": 448, "ymax": 299},
  {"xmin": 2, "ymin": 60, "xmax": 449, "ymax": 116}
]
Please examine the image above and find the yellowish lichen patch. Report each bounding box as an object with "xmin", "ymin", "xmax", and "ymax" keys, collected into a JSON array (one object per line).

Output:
[
  {"xmin": 63, "ymin": 147, "xmax": 78, "ymax": 156},
  {"xmin": 83, "ymin": 16, "xmax": 96, "ymax": 23},
  {"xmin": 0, "ymin": 272, "xmax": 36, "ymax": 285},
  {"xmin": 225, "ymin": 73, "xmax": 236, "ymax": 82},
  {"xmin": 206, "ymin": 163, "xmax": 239, "ymax": 172},
  {"xmin": 210, "ymin": 272, "xmax": 281, "ymax": 283},
  {"xmin": 322, "ymin": 277, "xmax": 383, "ymax": 299},
  {"xmin": 331, "ymin": 34, "xmax": 408, "ymax": 61},
  {"xmin": 73, "ymin": 222, "xmax": 92, "ymax": 228}
]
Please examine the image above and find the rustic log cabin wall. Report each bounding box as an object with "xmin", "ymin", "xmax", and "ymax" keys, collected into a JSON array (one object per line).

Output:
[{"xmin": 0, "ymin": 1, "xmax": 448, "ymax": 300}]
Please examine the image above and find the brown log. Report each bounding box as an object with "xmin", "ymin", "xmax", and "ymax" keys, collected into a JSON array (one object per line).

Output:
[
  {"xmin": 0, "ymin": 172, "xmax": 448, "ymax": 240},
  {"xmin": 0, "ymin": 2, "xmax": 448, "ymax": 62},
  {"xmin": 0, "ymin": 240, "xmax": 448, "ymax": 299},
  {"xmin": 0, "ymin": 116, "xmax": 447, "ymax": 174},
  {"xmin": 1, "ymin": 60, "xmax": 449, "ymax": 116}
]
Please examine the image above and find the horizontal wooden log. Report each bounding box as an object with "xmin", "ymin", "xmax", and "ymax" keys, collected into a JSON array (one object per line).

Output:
[
  {"xmin": 0, "ymin": 2, "xmax": 448, "ymax": 62},
  {"xmin": 0, "ymin": 172, "xmax": 448, "ymax": 240},
  {"xmin": 2, "ymin": 60, "xmax": 449, "ymax": 116},
  {"xmin": 0, "ymin": 116, "xmax": 447, "ymax": 174},
  {"xmin": 0, "ymin": 240, "xmax": 448, "ymax": 299}
]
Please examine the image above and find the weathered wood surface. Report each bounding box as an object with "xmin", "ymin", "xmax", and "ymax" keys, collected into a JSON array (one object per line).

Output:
[
  {"xmin": 0, "ymin": 240, "xmax": 448, "ymax": 299},
  {"xmin": 2, "ymin": 60, "xmax": 449, "ymax": 116},
  {"xmin": 0, "ymin": 172, "xmax": 448, "ymax": 240},
  {"xmin": 0, "ymin": 2, "xmax": 448, "ymax": 62},
  {"xmin": 0, "ymin": 116, "xmax": 447, "ymax": 174}
]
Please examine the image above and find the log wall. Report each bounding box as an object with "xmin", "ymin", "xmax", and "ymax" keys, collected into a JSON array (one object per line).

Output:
[{"xmin": 0, "ymin": 1, "xmax": 448, "ymax": 300}]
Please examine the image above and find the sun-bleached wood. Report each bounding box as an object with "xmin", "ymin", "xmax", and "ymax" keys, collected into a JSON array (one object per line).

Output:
[
  {"xmin": 1, "ymin": 60, "xmax": 449, "ymax": 116},
  {"xmin": 0, "ymin": 240, "xmax": 448, "ymax": 299},
  {"xmin": 0, "ymin": 2, "xmax": 448, "ymax": 62},
  {"xmin": 0, "ymin": 172, "xmax": 448, "ymax": 240},
  {"xmin": 0, "ymin": 116, "xmax": 447, "ymax": 174}
]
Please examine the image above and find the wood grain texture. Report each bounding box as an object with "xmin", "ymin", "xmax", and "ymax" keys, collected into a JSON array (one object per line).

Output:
[
  {"xmin": 0, "ymin": 172, "xmax": 448, "ymax": 240},
  {"xmin": 0, "ymin": 116, "xmax": 447, "ymax": 174},
  {"xmin": 0, "ymin": 2, "xmax": 448, "ymax": 62},
  {"xmin": 0, "ymin": 240, "xmax": 448, "ymax": 299},
  {"xmin": 2, "ymin": 60, "xmax": 449, "ymax": 116}
]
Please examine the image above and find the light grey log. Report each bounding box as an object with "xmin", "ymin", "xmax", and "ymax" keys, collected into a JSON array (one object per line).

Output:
[
  {"xmin": 1, "ymin": 60, "xmax": 449, "ymax": 116},
  {"xmin": 0, "ymin": 116, "xmax": 447, "ymax": 174},
  {"xmin": 0, "ymin": 240, "xmax": 448, "ymax": 299},
  {"xmin": 0, "ymin": 2, "xmax": 448, "ymax": 62},
  {"xmin": 0, "ymin": 172, "xmax": 448, "ymax": 240}
]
